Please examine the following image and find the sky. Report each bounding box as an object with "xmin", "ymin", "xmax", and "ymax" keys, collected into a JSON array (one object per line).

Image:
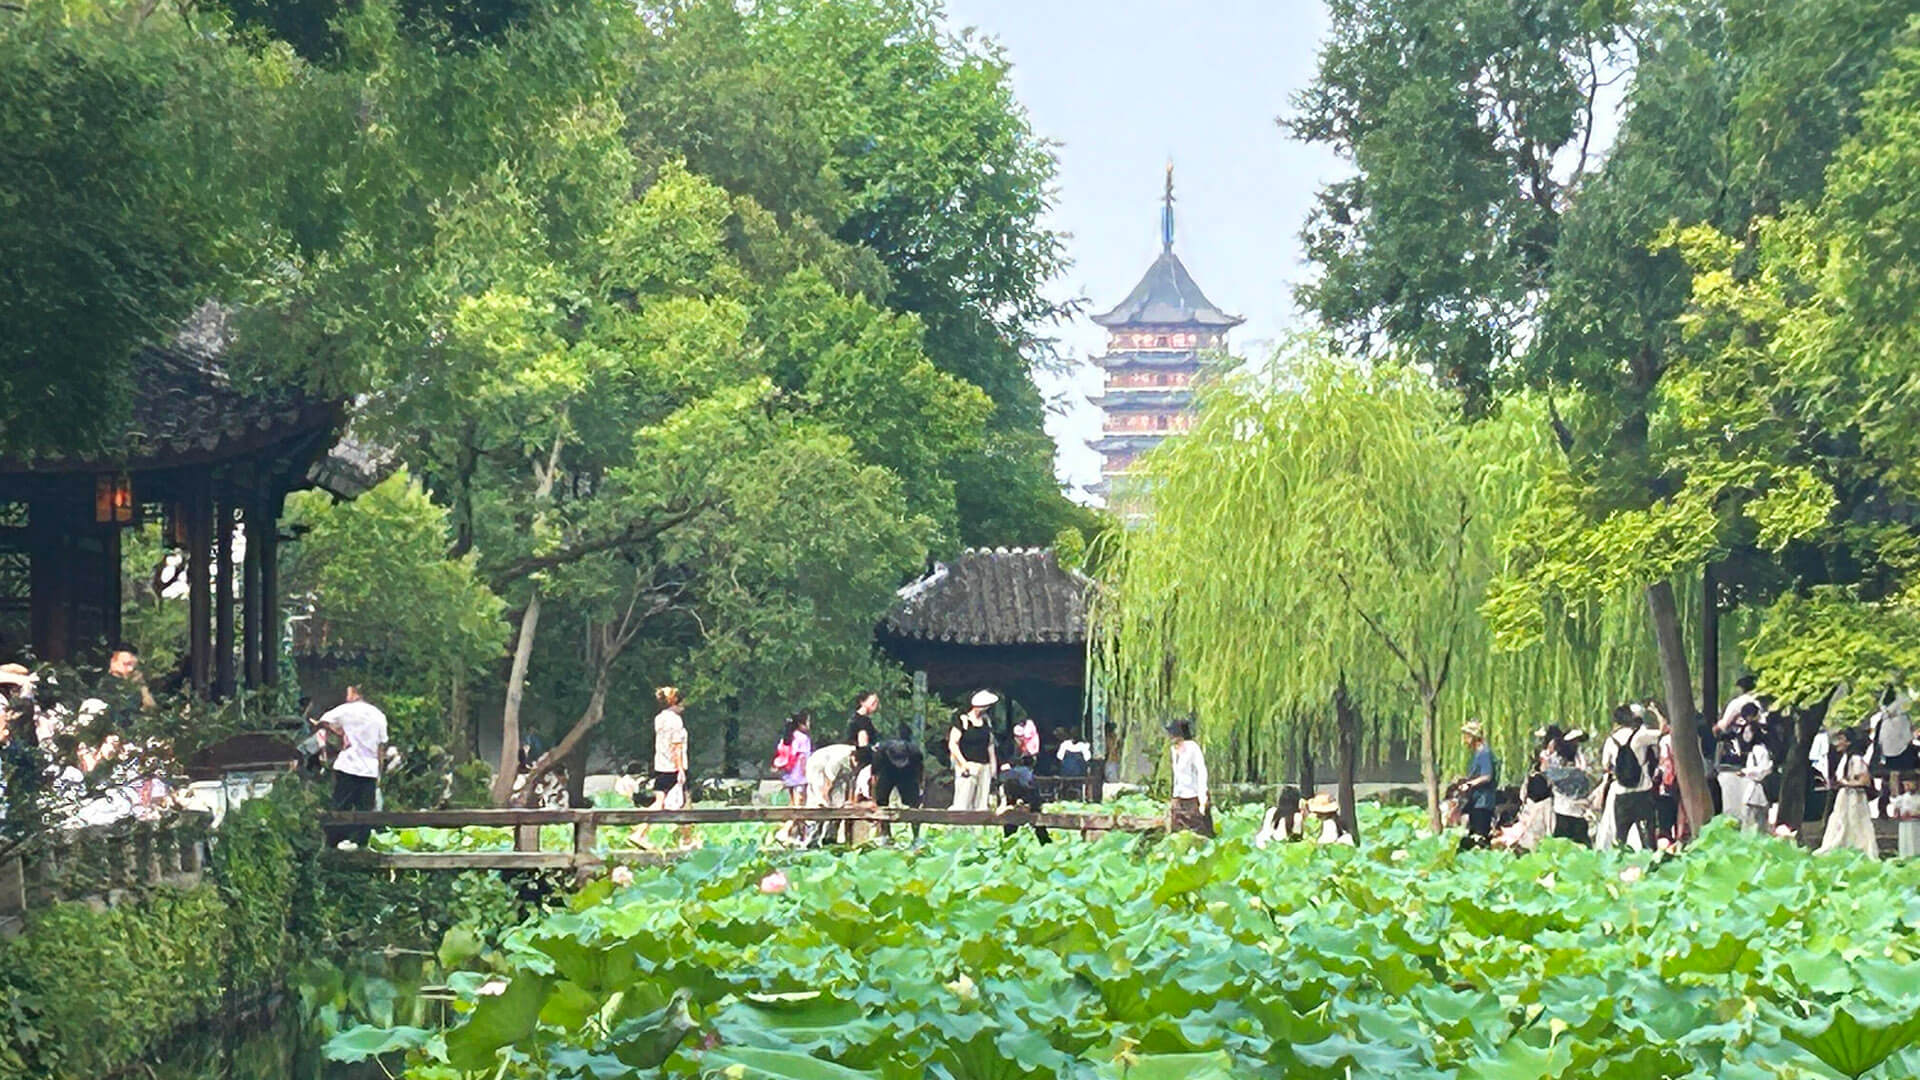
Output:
[{"xmin": 939, "ymin": 0, "xmax": 1346, "ymax": 501}]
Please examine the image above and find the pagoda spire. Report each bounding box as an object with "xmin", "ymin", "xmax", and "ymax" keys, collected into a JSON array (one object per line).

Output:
[{"xmin": 1161, "ymin": 160, "xmax": 1175, "ymax": 252}]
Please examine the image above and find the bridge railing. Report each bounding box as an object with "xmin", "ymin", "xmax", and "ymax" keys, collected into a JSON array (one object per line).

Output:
[{"xmin": 320, "ymin": 805, "xmax": 1165, "ymax": 873}]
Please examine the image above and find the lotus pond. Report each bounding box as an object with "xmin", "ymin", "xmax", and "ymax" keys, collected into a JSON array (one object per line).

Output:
[{"xmin": 324, "ymin": 806, "xmax": 1920, "ymax": 1079}]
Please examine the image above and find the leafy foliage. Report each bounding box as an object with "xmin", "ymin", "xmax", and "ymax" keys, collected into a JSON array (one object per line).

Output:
[{"xmin": 333, "ymin": 809, "xmax": 1920, "ymax": 1078}]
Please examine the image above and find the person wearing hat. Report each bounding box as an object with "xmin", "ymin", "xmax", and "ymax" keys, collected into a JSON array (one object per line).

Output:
[
  {"xmin": 1165, "ymin": 718, "xmax": 1213, "ymax": 837},
  {"xmin": 1304, "ymin": 792, "xmax": 1352, "ymax": 845},
  {"xmin": 949, "ymin": 691, "xmax": 999, "ymax": 811},
  {"xmin": 1456, "ymin": 720, "xmax": 1498, "ymax": 850}
]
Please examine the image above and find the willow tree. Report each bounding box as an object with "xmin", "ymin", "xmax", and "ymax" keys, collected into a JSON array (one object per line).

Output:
[{"xmin": 1094, "ymin": 348, "xmax": 1667, "ymax": 831}]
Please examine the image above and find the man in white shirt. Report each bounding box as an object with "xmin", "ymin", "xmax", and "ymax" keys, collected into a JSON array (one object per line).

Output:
[
  {"xmin": 316, "ymin": 685, "xmax": 388, "ymax": 848},
  {"xmin": 1717, "ymin": 674, "xmax": 1762, "ymax": 735},
  {"xmin": 1602, "ymin": 704, "xmax": 1660, "ymax": 850}
]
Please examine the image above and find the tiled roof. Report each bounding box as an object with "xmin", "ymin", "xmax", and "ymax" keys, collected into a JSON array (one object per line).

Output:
[
  {"xmin": 882, "ymin": 547, "xmax": 1091, "ymax": 646},
  {"xmin": 1091, "ymin": 251, "xmax": 1243, "ymax": 329},
  {"xmin": 2, "ymin": 304, "xmax": 389, "ymax": 497}
]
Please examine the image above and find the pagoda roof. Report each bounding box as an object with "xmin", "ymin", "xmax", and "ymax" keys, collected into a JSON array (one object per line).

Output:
[
  {"xmin": 1088, "ymin": 433, "xmax": 1173, "ymax": 453},
  {"xmin": 1091, "ymin": 250, "xmax": 1243, "ymax": 329},
  {"xmin": 1088, "ymin": 387, "xmax": 1194, "ymax": 411},
  {"xmin": 1094, "ymin": 349, "xmax": 1209, "ymax": 370}
]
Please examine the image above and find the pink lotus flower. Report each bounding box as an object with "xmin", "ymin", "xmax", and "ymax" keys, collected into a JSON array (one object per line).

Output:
[
  {"xmin": 610, "ymin": 865, "xmax": 635, "ymax": 887},
  {"xmin": 759, "ymin": 869, "xmax": 789, "ymax": 894}
]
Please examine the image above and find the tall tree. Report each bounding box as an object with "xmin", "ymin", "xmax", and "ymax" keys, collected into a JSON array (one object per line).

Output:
[{"xmin": 1095, "ymin": 350, "xmax": 1654, "ymax": 831}]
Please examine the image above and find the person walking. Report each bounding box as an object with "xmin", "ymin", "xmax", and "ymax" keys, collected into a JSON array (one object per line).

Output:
[
  {"xmin": 1166, "ymin": 718, "xmax": 1213, "ymax": 837},
  {"xmin": 647, "ymin": 686, "xmax": 689, "ymax": 811},
  {"xmin": 1457, "ymin": 721, "xmax": 1498, "ymax": 850},
  {"xmin": 1818, "ymin": 727, "xmax": 1877, "ymax": 856},
  {"xmin": 1546, "ymin": 728, "xmax": 1594, "ymax": 845},
  {"xmin": 316, "ymin": 685, "xmax": 388, "ymax": 849},
  {"xmin": 773, "ymin": 712, "xmax": 813, "ymax": 846},
  {"xmin": 949, "ymin": 692, "xmax": 998, "ymax": 811}
]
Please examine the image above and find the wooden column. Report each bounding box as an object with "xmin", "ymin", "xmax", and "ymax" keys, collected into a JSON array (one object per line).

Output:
[
  {"xmin": 1700, "ymin": 563, "xmax": 1720, "ymax": 727},
  {"xmin": 242, "ymin": 500, "xmax": 263, "ymax": 689},
  {"xmin": 258, "ymin": 495, "xmax": 281, "ymax": 687},
  {"xmin": 187, "ymin": 479, "xmax": 212, "ymax": 696},
  {"xmin": 215, "ymin": 499, "xmax": 236, "ymax": 699}
]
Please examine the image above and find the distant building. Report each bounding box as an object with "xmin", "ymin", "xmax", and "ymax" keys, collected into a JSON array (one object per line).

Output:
[{"xmin": 1087, "ymin": 166, "xmax": 1242, "ymax": 506}]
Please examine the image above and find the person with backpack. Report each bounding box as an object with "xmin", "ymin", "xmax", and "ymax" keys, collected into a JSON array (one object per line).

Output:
[
  {"xmin": 1818, "ymin": 726, "xmax": 1878, "ymax": 855},
  {"xmin": 773, "ymin": 712, "xmax": 812, "ymax": 846},
  {"xmin": 1600, "ymin": 703, "xmax": 1659, "ymax": 851}
]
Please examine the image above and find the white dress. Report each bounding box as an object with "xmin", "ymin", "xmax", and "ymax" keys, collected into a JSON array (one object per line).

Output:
[
  {"xmin": 1890, "ymin": 793, "xmax": 1920, "ymax": 858},
  {"xmin": 1818, "ymin": 754, "xmax": 1877, "ymax": 856}
]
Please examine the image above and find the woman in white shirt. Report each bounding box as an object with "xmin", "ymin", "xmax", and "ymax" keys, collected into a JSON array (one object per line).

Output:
[
  {"xmin": 1818, "ymin": 727, "xmax": 1877, "ymax": 856},
  {"xmin": 1165, "ymin": 718, "xmax": 1212, "ymax": 837},
  {"xmin": 647, "ymin": 686, "xmax": 689, "ymax": 811},
  {"xmin": 1739, "ymin": 731, "xmax": 1774, "ymax": 834}
]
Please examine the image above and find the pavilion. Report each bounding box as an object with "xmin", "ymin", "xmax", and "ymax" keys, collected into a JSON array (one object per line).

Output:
[
  {"xmin": 0, "ymin": 307, "xmax": 380, "ymax": 697},
  {"xmin": 878, "ymin": 547, "xmax": 1101, "ymax": 793}
]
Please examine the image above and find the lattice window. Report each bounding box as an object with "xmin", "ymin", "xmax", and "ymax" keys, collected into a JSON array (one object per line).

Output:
[
  {"xmin": 0, "ymin": 503, "xmax": 25, "ymax": 528},
  {"xmin": 0, "ymin": 550, "xmax": 27, "ymax": 601}
]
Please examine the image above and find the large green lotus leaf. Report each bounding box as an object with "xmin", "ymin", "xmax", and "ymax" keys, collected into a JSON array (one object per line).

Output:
[
  {"xmin": 1659, "ymin": 930, "xmax": 1759, "ymax": 979},
  {"xmin": 1563, "ymin": 1038, "xmax": 1692, "ymax": 1079},
  {"xmin": 1775, "ymin": 949, "xmax": 1860, "ymax": 998},
  {"xmin": 1239, "ymin": 993, "xmax": 1335, "ymax": 1045},
  {"xmin": 1457, "ymin": 1035, "xmax": 1573, "ymax": 1080},
  {"xmin": 1534, "ymin": 976, "xmax": 1619, "ymax": 1042},
  {"xmin": 1851, "ymin": 957, "xmax": 1920, "ymax": 1007},
  {"xmin": 323, "ymin": 1024, "xmax": 433, "ymax": 1062},
  {"xmin": 606, "ymin": 990, "xmax": 697, "ymax": 1069},
  {"xmin": 1092, "ymin": 1050, "xmax": 1235, "ymax": 1080},
  {"xmin": 1784, "ymin": 1001, "xmax": 1920, "ymax": 1078},
  {"xmin": 547, "ymin": 1045, "xmax": 640, "ymax": 1080},
  {"xmin": 437, "ymin": 924, "xmax": 485, "ymax": 970},
  {"xmin": 709, "ymin": 995, "xmax": 887, "ymax": 1056},
  {"xmin": 698, "ymin": 1045, "xmax": 880, "ymax": 1080},
  {"xmin": 444, "ymin": 973, "xmax": 553, "ymax": 1070},
  {"xmin": 541, "ymin": 980, "xmax": 602, "ymax": 1033},
  {"xmin": 1410, "ymin": 983, "xmax": 1511, "ymax": 1045},
  {"xmin": 1288, "ymin": 1031, "xmax": 1427, "ymax": 1077}
]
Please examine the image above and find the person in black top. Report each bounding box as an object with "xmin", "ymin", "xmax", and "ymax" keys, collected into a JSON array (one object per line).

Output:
[
  {"xmin": 949, "ymin": 691, "xmax": 998, "ymax": 810},
  {"xmin": 847, "ymin": 690, "xmax": 880, "ymax": 769},
  {"xmin": 872, "ymin": 722, "xmax": 924, "ymax": 841}
]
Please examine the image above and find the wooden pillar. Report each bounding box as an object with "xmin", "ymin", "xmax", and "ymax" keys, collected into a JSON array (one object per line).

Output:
[
  {"xmin": 258, "ymin": 495, "xmax": 281, "ymax": 687},
  {"xmin": 215, "ymin": 499, "xmax": 236, "ymax": 699},
  {"xmin": 103, "ymin": 522, "xmax": 122, "ymax": 653},
  {"xmin": 242, "ymin": 500, "xmax": 263, "ymax": 689},
  {"xmin": 187, "ymin": 479, "xmax": 212, "ymax": 697}
]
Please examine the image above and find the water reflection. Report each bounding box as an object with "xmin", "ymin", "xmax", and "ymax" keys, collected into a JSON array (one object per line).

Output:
[{"xmin": 143, "ymin": 1009, "xmax": 383, "ymax": 1080}]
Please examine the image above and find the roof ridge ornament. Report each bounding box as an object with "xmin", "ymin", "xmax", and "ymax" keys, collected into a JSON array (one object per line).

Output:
[{"xmin": 1161, "ymin": 160, "xmax": 1175, "ymax": 253}]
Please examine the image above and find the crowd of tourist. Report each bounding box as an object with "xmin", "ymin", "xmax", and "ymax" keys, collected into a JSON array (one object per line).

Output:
[
  {"xmin": 1453, "ymin": 675, "xmax": 1919, "ymax": 858},
  {"xmin": 0, "ymin": 646, "xmax": 181, "ymax": 836}
]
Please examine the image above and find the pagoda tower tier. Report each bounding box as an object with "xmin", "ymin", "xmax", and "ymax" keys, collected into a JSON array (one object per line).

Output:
[{"xmin": 1086, "ymin": 166, "xmax": 1241, "ymax": 502}]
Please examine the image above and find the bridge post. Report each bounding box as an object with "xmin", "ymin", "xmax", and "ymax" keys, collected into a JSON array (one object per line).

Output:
[{"xmin": 514, "ymin": 824, "xmax": 541, "ymax": 853}]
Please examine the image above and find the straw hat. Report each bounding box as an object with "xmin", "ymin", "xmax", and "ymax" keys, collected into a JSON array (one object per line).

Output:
[
  {"xmin": 1460, "ymin": 720, "xmax": 1486, "ymax": 740},
  {"xmin": 970, "ymin": 690, "xmax": 999, "ymax": 708},
  {"xmin": 1307, "ymin": 793, "xmax": 1339, "ymax": 815},
  {"xmin": 1564, "ymin": 728, "xmax": 1589, "ymax": 743},
  {"xmin": 0, "ymin": 663, "xmax": 36, "ymax": 688}
]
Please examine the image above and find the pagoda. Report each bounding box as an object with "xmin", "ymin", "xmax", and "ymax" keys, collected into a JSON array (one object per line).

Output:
[{"xmin": 1087, "ymin": 166, "xmax": 1242, "ymax": 503}]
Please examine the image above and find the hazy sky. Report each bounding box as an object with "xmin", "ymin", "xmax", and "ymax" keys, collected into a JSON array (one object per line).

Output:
[{"xmin": 939, "ymin": 0, "xmax": 1345, "ymax": 500}]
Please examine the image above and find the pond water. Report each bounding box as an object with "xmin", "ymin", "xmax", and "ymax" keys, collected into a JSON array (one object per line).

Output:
[{"xmin": 140, "ymin": 1008, "xmax": 381, "ymax": 1080}]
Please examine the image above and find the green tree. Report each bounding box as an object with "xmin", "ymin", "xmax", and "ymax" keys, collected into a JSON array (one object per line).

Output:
[
  {"xmin": 1096, "ymin": 349, "xmax": 1657, "ymax": 831},
  {"xmin": 0, "ymin": 1, "xmax": 297, "ymax": 455}
]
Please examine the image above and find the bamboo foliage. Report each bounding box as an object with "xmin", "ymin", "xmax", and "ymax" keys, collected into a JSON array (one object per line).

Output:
[{"xmin": 1092, "ymin": 347, "xmax": 1669, "ymax": 817}]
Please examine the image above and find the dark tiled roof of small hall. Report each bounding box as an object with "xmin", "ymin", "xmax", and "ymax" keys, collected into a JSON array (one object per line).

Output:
[{"xmin": 882, "ymin": 547, "xmax": 1092, "ymax": 646}]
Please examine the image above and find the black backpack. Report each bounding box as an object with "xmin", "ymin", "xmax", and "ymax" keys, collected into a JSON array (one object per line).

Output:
[{"xmin": 1613, "ymin": 733, "xmax": 1645, "ymax": 788}]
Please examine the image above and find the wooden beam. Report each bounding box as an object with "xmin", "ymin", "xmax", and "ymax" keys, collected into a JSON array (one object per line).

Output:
[{"xmin": 214, "ymin": 500, "xmax": 236, "ymax": 699}]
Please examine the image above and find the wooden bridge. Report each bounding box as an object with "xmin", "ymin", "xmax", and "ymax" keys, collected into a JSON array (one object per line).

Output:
[{"xmin": 320, "ymin": 806, "xmax": 1166, "ymax": 873}]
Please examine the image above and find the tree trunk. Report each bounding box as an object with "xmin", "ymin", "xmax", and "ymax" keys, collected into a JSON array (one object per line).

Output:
[
  {"xmin": 1334, "ymin": 677, "xmax": 1361, "ymax": 844},
  {"xmin": 516, "ymin": 656, "xmax": 614, "ymax": 801},
  {"xmin": 449, "ymin": 669, "xmax": 471, "ymax": 764},
  {"xmin": 723, "ymin": 696, "xmax": 741, "ymax": 780},
  {"xmin": 491, "ymin": 588, "xmax": 542, "ymax": 805},
  {"xmin": 1647, "ymin": 580, "xmax": 1714, "ymax": 831},
  {"xmin": 1776, "ymin": 695, "xmax": 1831, "ymax": 832},
  {"xmin": 1297, "ymin": 725, "xmax": 1316, "ymax": 796},
  {"xmin": 1700, "ymin": 564, "xmax": 1720, "ymax": 732},
  {"xmin": 1420, "ymin": 689, "xmax": 1441, "ymax": 833},
  {"xmin": 563, "ymin": 734, "xmax": 590, "ymax": 809}
]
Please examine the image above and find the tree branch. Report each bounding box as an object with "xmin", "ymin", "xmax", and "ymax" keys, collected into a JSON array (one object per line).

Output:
[{"xmin": 485, "ymin": 501, "xmax": 707, "ymax": 590}]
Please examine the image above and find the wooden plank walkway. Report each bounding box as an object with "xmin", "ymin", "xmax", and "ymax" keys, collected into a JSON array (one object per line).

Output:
[{"xmin": 320, "ymin": 805, "xmax": 1165, "ymax": 872}]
